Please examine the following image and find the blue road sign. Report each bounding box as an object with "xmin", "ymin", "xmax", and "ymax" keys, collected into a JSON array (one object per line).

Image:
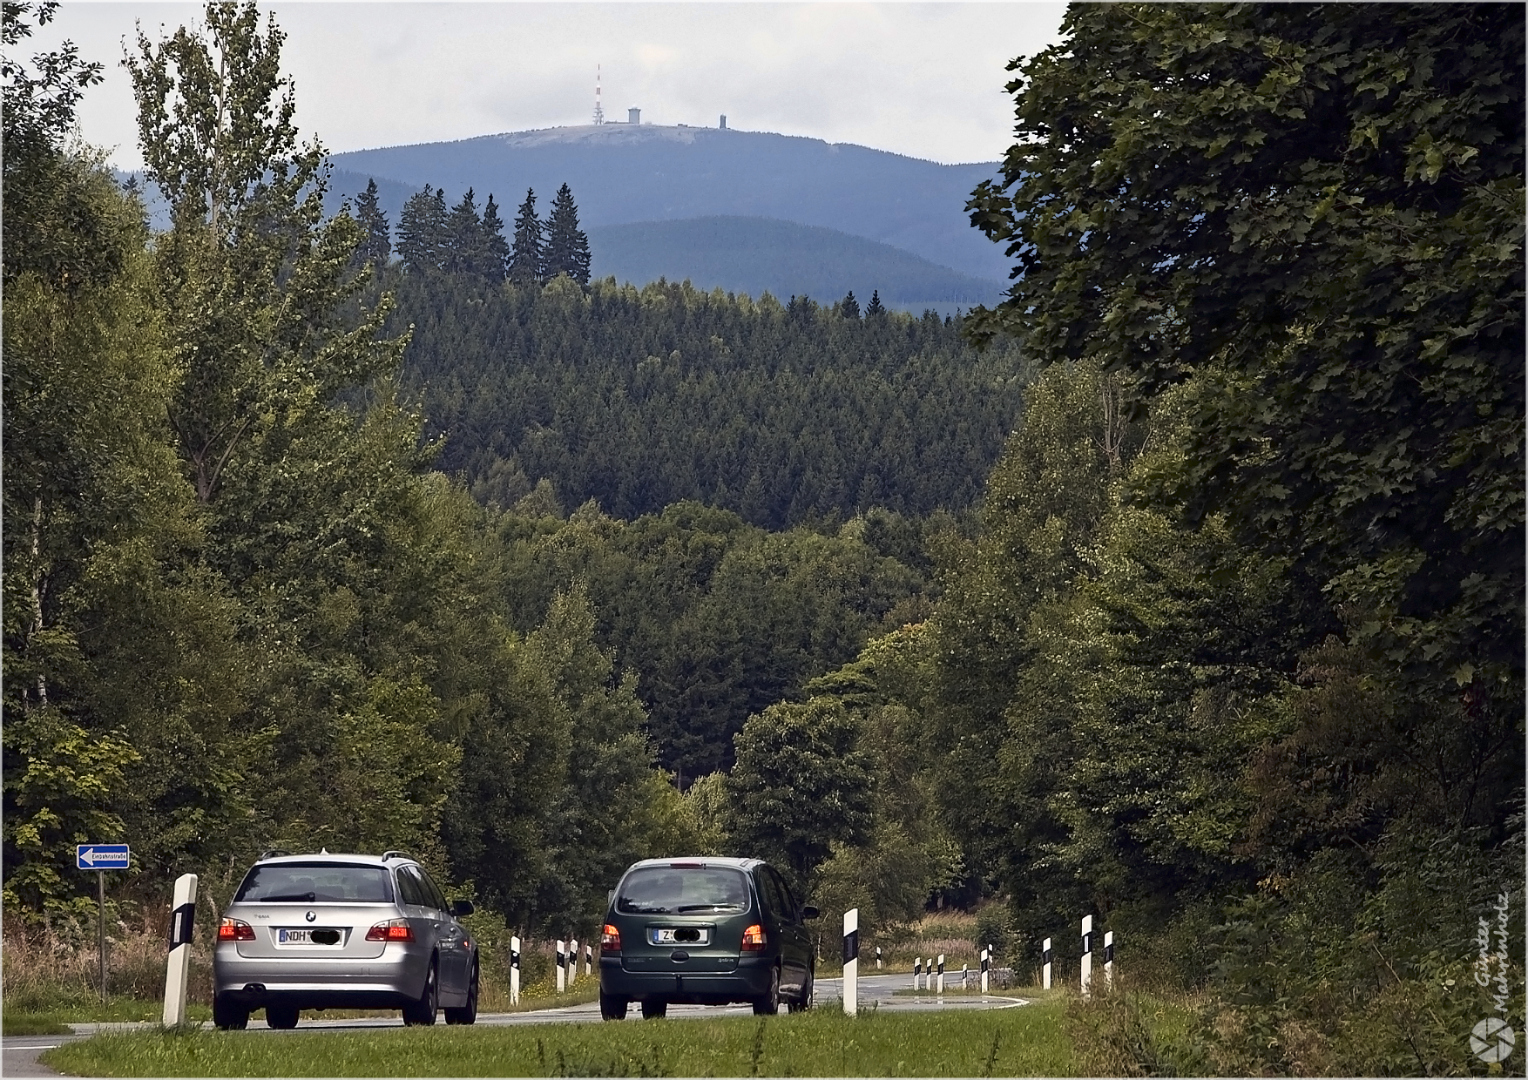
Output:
[{"xmin": 76, "ymin": 844, "xmax": 130, "ymax": 870}]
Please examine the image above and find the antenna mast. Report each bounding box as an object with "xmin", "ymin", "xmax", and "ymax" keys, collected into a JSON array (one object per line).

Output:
[{"xmin": 593, "ymin": 64, "xmax": 605, "ymax": 125}]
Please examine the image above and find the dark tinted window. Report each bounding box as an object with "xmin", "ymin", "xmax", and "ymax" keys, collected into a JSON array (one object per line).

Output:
[
  {"xmin": 234, "ymin": 863, "xmax": 392, "ymax": 904},
  {"xmin": 768, "ymin": 868, "xmax": 799, "ymax": 923},
  {"xmin": 416, "ymin": 867, "xmax": 449, "ymax": 912},
  {"xmin": 395, "ymin": 865, "xmax": 427, "ymax": 907},
  {"xmin": 617, "ymin": 866, "xmax": 750, "ymax": 914},
  {"xmin": 755, "ymin": 869, "xmax": 787, "ymax": 921}
]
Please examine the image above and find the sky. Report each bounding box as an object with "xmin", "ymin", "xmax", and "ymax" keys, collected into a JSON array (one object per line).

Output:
[{"xmin": 23, "ymin": 2, "xmax": 1070, "ymax": 171}]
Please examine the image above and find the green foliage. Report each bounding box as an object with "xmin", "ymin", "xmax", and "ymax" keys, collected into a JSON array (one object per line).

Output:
[
  {"xmin": 391, "ymin": 272, "xmax": 1029, "ymax": 530},
  {"xmin": 543, "ymin": 182, "xmax": 591, "ymax": 287},
  {"xmin": 509, "ymin": 186, "xmax": 544, "ymax": 286},
  {"xmin": 726, "ymin": 698, "xmax": 874, "ymax": 897}
]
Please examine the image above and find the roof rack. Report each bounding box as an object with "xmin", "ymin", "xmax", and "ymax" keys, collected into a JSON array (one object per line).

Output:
[
  {"xmin": 381, "ymin": 850, "xmax": 412, "ymax": 862},
  {"xmin": 258, "ymin": 849, "xmax": 291, "ymax": 861}
]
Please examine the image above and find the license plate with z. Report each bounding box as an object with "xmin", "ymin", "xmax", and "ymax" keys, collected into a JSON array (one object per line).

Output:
[{"xmin": 650, "ymin": 927, "xmax": 709, "ymax": 945}]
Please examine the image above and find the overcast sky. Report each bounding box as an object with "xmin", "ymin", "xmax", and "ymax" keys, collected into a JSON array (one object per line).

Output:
[{"xmin": 25, "ymin": 2, "xmax": 1069, "ymax": 171}]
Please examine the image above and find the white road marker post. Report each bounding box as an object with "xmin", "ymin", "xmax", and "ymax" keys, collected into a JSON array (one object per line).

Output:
[
  {"xmin": 1104, "ymin": 930, "xmax": 1115, "ymax": 987},
  {"xmin": 510, "ymin": 936, "xmax": 521, "ymax": 1005},
  {"xmin": 914, "ymin": 956, "xmax": 922, "ymax": 991},
  {"xmin": 585, "ymin": 942, "xmax": 593, "ymax": 977},
  {"xmin": 568, "ymin": 938, "xmax": 578, "ymax": 986},
  {"xmin": 980, "ymin": 945, "xmax": 990, "ymax": 994},
  {"xmin": 876, "ymin": 945, "xmax": 882, "ymax": 970},
  {"xmin": 842, "ymin": 907, "xmax": 859, "ymax": 1016},
  {"xmin": 161, "ymin": 873, "xmax": 198, "ymax": 1027},
  {"xmin": 961, "ymin": 963, "xmax": 969, "ymax": 991},
  {"xmin": 1080, "ymin": 915, "xmax": 1093, "ymax": 998},
  {"xmin": 1042, "ymin": 937, "xmax": 1052, "ymax": 991},
  {"xmin": 556, "ymin": 939, "xmax": 566, "ymax": 993},
  {"xmin": 936, "ymin": 953, "xmax": 945, "ymax": 995}
]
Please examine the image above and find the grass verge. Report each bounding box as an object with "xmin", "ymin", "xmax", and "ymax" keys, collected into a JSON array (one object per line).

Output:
[{"xmin": 43, "ymin": 999, "xmax": 1073, "ymax": 1077}]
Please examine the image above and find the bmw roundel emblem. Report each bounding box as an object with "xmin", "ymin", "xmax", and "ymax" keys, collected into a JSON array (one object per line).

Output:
[{"xmin": 306, "ymin": 910, "xmax": 316, "ymax": 922}]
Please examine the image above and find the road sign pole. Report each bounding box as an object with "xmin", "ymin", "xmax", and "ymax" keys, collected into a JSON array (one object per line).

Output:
[{"xmin": 98, "ymin": 870, "xmax": 107, "ymax": 1004}]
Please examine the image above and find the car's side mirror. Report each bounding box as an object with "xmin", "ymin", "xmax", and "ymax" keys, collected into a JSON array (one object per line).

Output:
[
  {"xmin": 450, "ymin": 899, "xmax": 475, "ymax": 917},
  {"xmin": 801, "ymin": 905, "xmax": 820, "ymax": 920}
]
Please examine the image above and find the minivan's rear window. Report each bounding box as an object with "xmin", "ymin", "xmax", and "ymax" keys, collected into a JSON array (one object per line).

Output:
[
  {"xmin": 234, "ymin": 863, "xmax": 393, "ymax": 904},
  {"xmin": 617, "ymin": 866, "xmax": 749, "ymax": 914}
]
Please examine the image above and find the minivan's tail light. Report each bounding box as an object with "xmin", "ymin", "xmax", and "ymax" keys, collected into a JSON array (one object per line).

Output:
[
  {"xmin": 366, "ymin": 918, "xmax": 414, "ymax": 942},
  {"xmin": 601, "ymin": 924, "xmax": 621, "ymax": 954},
  {"xmin": 218, "ymin": 917, "xmax": 255, "ymax": 942},
  {"xmin": 741, "ymin": 923, "xmax": 767, "ymax": 951}
]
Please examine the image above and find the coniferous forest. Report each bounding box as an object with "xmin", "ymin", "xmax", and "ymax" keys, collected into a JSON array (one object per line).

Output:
[{"xmin": 4, "ymin": 3, "xmax": 1523, "ymax": 1073}]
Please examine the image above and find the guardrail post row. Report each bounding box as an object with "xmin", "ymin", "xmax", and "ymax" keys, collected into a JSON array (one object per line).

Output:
[
  {"xmin": 1080, "ymin": 915, "xmax": 1093, "ymax": 997},
  {"xmin": 1104, "ymin": 929, "xmax": 1115, "ymax": 986},
  {"xmin": 1042, "ymin": 937, "xmax": 1052, "ymax": 991},
  {"xmin": 842, "ymin": 907, "xmax": 859, "ymax": 1016},
  {"xmin": 161, "ymin": 873, "xmax": 198, "ymax": 1027},
  {"xmin": 556, "ymin": 939, "xmax": 566, "ymax": 993},
  {"xmin": 510, "ymin": 936, "xmax": 521, "ymax": 1004}
]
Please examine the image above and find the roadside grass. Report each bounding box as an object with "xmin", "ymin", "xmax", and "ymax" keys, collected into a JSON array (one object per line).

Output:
[{"xmin": 44, "ymin": 998, "xmax": 1074, "ymax": 1077}]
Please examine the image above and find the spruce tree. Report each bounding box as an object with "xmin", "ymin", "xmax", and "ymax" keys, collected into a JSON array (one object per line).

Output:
[
  {"xmin": 478, "ymin": 193, "xmax": 511, "ymax": 282},
  {"xmin": 543, "ymin": 182, "xmax": 591, "ymax": 286},
  {"xmin": 354, "ymin": 178, "xmax": 391, "ymax": 267},
  {"xmin": 864, "ymin": 289, "xmax": 885, "ymax": 317},
  {"xmin": 443, "ymin": 186, "xmax": 483, "ymax": 275},
  {"xmin": 508, "ymin": 187, "xmax": 544, "ymax": 286},
  {"xmin": 839, "ymin": 290, "xmax": 860, "ymax": 319},
  {"xmin": 396, "ymin": 185, "xmax": 446, "ymax": 274}
]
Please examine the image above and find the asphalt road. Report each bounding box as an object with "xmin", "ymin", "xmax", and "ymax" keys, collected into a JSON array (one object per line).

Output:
[{"xmin": 3, "ymin": 973, "xmax": 1028, "ymax": 1077}]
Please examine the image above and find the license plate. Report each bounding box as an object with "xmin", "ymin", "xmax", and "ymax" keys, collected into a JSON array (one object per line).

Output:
[
  {"xmin": 650, "ymin": 927, "xmax": 709, "ymax": 945},
  {"xmin": 278, "ymin": 928, "xmax": 342, "ymax": 945}
]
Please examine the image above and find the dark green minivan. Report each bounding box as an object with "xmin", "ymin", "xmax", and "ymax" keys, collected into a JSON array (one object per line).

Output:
[{"xmin": 598, "ymin": 857, "xmax": 819, "ymax": 1019}]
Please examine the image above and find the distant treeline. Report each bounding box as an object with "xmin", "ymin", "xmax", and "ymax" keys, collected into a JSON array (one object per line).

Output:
[{"xmin": 384, "ymin": 270, "xmax": 1032, "ymax": 530}]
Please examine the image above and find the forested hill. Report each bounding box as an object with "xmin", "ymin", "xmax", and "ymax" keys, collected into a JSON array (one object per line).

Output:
[
  {"xmin": 586, "ymin": 217, "xmax": 1003, "ymax": 314},
  {"xmin": 386, "ymin": 270, "xmax": 1031, "ymax": 530},
  {"xmin": 328, "ymin": 124, "xmax": 1008, "ymax": 281}
]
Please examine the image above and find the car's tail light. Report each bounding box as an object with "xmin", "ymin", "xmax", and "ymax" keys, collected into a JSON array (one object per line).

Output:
[
  {"xmin": 601, "ymin": 924, "xmax": 621, "ymax": 954},
  {"xmin": 366, "ymin": 918, "xmax": 414, "ymax": 942},
  {"xmin": 741, "ymin": 923, "xmax": 767, "ymax": 951},
  {"xmin": 218, "ymin": 917, "xmax": 255, "ymax": 942}
]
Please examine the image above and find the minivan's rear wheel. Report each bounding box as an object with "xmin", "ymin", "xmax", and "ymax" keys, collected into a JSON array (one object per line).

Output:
[
  {"xmin": 788, "ymin": 966, "xmax": 814, "ymax": 1013},
  {"xmin": 753, "ymin": 967, "xmax": 780, "ymax": 1015},
  {"xmin": 265, "ymin": 1003, "xmax": 299, "ymax": 1029},
  {"xmin": 213, "ymin": 993, "xmax": 249, "ymax": 1030},
  {"xmin": 600, "ymin": 990, "xmax": 629, "ymax": 1021},
  {"xmin": 640, "ymin": 998, "xmax": 668, "ymax": 1019},
  {"xmin": 444, "ymin": 962, "xmax": 478, "ymax": 1025},
  {"xmin": 403, "ymin": 960, "xmax": 439, "ymax": 1026}
]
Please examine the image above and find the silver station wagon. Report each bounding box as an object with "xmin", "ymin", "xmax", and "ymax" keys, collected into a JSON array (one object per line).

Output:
[{"xmin": 212, "ymin": 850, "xmax": 478, "ymax": 1029}]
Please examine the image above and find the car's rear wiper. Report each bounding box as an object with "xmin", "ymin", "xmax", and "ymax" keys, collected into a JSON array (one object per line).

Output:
[
  {"xmin": 676, "ymin": 903, "xmax": 741, "ymax": 912},
  {"xmin": 262, "ymin": 892, "xmax": 316, "ymax": 902}
]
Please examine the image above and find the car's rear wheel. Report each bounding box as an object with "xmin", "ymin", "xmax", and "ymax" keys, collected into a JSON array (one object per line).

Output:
[
  {"xmin": 403, "ymin": 960, "xmax": 439, "ymax": 1026},
  {"xmin": 444, "ymin": 962, "xmax": 478, "ymax": 1025},
  {"xmin": 265, "ymin": 1002, "xmax": 299, "ymax": 1029},
  {"xmin": 600, "ymin": 990, "xmax": 629, "ymax": 1021},
  {"xmin": 640, "ymin": 997, "xmax": 668, "ymax": 1019},
  {"xmin": 788, "ymin": 966, "xmax": 813, "ymax": 1013},
  {"xmin": 213, "ymin": 993, "xmax": 249, "ymax": 1030},
  {"xmin": 753, "ymin": 966, "xmax": 780, "ymax": 1015}
]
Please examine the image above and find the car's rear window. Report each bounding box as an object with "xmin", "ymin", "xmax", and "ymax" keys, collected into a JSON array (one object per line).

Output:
[
  {"xmin": 617, "ymin": 866, "xmax": 750, "ymax": 914},
  {"xmin": 234, "ymin": 863, "xmax": 393, "ymax": 904}
]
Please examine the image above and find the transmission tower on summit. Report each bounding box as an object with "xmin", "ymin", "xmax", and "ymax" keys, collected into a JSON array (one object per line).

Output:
[{"xmin": 593, "ymin": 64, "xmax": 605, "ymax": 125}]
